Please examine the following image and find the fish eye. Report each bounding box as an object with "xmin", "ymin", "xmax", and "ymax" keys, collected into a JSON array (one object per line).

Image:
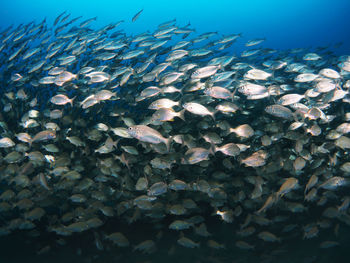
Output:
[{"xmin": 128, "ymin": 127, "xmax": 132, "ymax": 130}]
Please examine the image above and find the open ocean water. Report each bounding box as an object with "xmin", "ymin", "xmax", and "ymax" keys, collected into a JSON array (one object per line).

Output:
[{"xmin": 0, "ymin": 0, "xmax": 350, "ymax": 262}]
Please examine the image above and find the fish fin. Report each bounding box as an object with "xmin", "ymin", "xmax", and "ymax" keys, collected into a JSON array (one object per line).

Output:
[
  {"xmin": 70, "ymin": 96, "xmax": 76, "ymax": 106},
  {"xmin": 113, "ymin": 138, "xmax": 120, "ymax": 149},
  {"xmin": 177, "ymin": 109, "xmax": 186, "ymax": 121},
  {"xmin": 209, "ymin": 143, "xmax": 216, "ymax": 156},
  {"xmin": 210, "ymin": 110, "xmax": 217, "ymax": 121},
  {"xmin": 165, "ymin": 136, "xmax": 172, "ymax": 152}
]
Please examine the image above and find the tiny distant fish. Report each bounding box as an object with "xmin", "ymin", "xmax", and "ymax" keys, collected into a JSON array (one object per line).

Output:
[
  {"xmin": 236, "ymin": 240, "xmax": 255, "ymax": 250},
  {"xmin": 258, "ymin": 231, "xmax": 281, "ymax": 243},
  {"xmin": 320, "ymin": 241, "xmax": 339, "ymax": 249},
  {"xmin": 132, "ymin": 9, "xmax": 144, "ymax": 22},
  {"xmin": 54, "ymin": 11, "xmax": 66, "ymax": 26},
  {"xmin": 169, "ymin": 220, "xmax": 192, "ymax": 230},
  {"xmin": 79, "ymin": 17, "xmax": 97, "ymax": 28},
  {"xmin": 177, "ymin": 236, "xmax": 199, "ymax": 248}
]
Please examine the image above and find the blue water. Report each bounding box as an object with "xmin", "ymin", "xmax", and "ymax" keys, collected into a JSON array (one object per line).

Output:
[{"xmin": 1, "ymin": 0, "xmax": 350, "ymax": 54}]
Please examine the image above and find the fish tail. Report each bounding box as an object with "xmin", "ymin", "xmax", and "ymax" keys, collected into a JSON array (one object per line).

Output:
[
  {"xmin": 209, "ymin": 143, "xmax": 216, "ymax": 156},
  {"xmin": 213, "ymin": 145, "xmax": 219, "ymax": 153},
  {"xmin": 70, "ymin": 96, "xmax": 76, "ymax": 106},
  {"xmin": 210, "ymin": 111, "xmax": 216, "ymax": 121},
  {"xmin": 165, "ymin": 137, "xmax": 172, "ymax": 152},
  {"xmin": 178, "ymin": 109, "xmax": 186, "ymax": 121},
  {"xmin": 113, "ymin": 138, "xmax": 120, "ymax": 149},
  {"xmin": 231, "ymin": 81, "xmax": 239, "ymax": 101}
]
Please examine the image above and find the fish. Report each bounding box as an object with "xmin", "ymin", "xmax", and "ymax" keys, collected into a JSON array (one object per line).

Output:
[
  {"xmin": 148, "ymin": 98, "xmax": 180, "ymax": 110},
  {"xmin": 169, "ymin": 220, "xmax": 193, "ymax": 230},
  {"xmin": 50, "ymin": 94, "xmax": 75, "ymax": 106},
  {"xmin": 191, "ymin": 65, "xmax": 219, "ymax": 79},
  {"xmin": 204, "ymin": 86, "xmax": 234, "ymax": 100},
  {"xmin": 181, "ymin": 147, "xmax": 213, "ymax": 164},
  {"xmin": 319, "ymin": 177, "xmax": 349, "ymax": 190},
  {"xmin": 151, "ymin": 108, "xmax": 185, "ymax": 122},
  {"xmin": 244, "ymin": 68, "xmax": 272, "ymax": 80},
  {"xmin": 105, "ymin": 232, "xmax": 129, "ymax": 247},
  {"xmin": 228, "ymin": 124, "xmax": 254, "ymax": 138},
  {"xmin": 257, "ymin": 193, "xmax": 278, "ymax": 214},
  {"xmin": 133, "ymin": 240, "xmax": 156, "ymax": 254},
  {"xmin": 265, "ymin": 104, "xmax": 294, "ymax": 120},
  {"xmin": 277, "ymin": 178, "xmax": 299, "ymax": 197},
  {"xmin": 235, "ymin": 240, "xmax": 255, "ymax": 250},
  {"xmin": 0, "ymin": 138, "xmax": 15, "ymax": 148},
  {"xmin": 148, "ymin": 182, "xmax": 167, "ymax": 196},
  {"xmin": 177, "ymin": 236, "xmax": 200, "ymax": 248},
  {"xmin": 127, "ymin": 125, "xmax": 172, "ymax": 152},
  {"xmin": 183, "ymin": 102, "xmax": 216, "ymax": 120},
  {"xmin": 258, "ymin": 231, "xmax": 281, "ymax": 242},
  {"xmin": 238, "ymin": 82, "xmax": 267, "ymax": 96},
  {"xmin": 294, "ymin": 73, "xmax": 319, "ymax": 82},
  {"xmin": 277, "ymin": 94, "xmax": 305, "ymax": 106},
  {"xmin": 245, "ymin": 38, "xmax": 265, "ymax": 47},
  {"xmin": 31, "ymin": 130, "xmax": 56, "ymax": 143},
  {"xmin": 54, "ymin": 11, "xmax": 67, "ymax": 26},
  {"xmin": 241, "ymin": 150, "xmax": 267, "ymax": 167}
]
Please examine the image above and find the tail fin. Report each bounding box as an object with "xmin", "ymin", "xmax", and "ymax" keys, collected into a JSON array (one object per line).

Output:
[
  {"xmin": 210, "ymin": 110, "xmax": 216, "ymax": 121},
  {"xmin": 177, "ymin": 109, "xmax": 186, "ymax": 121},
  {"xmin": 69, "ymin": 96, "xmax": 76, "ymax": 106},
  {"xmin": 209, "ymin": 142, "xmax": 216, "ymax": 156},
  {"xmin": 165, "ymin": 136, "xmax": 173, "ymax": 152}
]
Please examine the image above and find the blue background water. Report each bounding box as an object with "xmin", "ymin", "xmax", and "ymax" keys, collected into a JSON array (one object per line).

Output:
[{"xmin": 1, "ymin": 0, "xmax": 349, "ymax": 55}]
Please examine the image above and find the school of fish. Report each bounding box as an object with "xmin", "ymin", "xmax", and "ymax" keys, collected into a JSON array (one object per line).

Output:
[{"xmin": 0, "ymin": 9, "xmax": 350, "ymax": 263}]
